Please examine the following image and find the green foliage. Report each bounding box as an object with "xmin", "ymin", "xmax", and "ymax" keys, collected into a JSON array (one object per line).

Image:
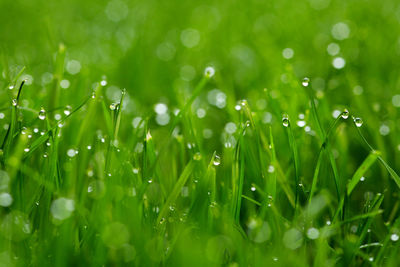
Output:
[{"xmin": 1, "ymin": 0, "xmax": 400, "ymax": 266}]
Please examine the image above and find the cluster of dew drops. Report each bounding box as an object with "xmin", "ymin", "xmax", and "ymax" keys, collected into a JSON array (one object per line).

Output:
[{"xmin": 281, "ymin": 77, "xmax": 363, "ymax": 128}]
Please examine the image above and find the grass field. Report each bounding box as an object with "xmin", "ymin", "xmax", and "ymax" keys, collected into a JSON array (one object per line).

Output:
[{"xmin": 1, "ymin": 0, "xmax": 400, "ymax": 266}]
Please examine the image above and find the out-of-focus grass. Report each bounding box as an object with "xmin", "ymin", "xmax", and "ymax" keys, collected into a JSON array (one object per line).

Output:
[{"xmin": 1, "ymin": 0, "xmax": 400, "ymax": 266}]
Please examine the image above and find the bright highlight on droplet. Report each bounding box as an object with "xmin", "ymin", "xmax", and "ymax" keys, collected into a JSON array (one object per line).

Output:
[
  {"xmin": 64, "ymin": 105, "xmax": 72, "ymax": 116},
  {"xmin": 38, "ymin": 107, "xmax": 46, "ymax": 120},
  {"xmin": 354, "ymin": 117, "xmax": 363, "ymax": 127},
  {"xmin": 154, "ymin": 103, "xmax": 168, "ymax": 114},
  {"xmin": 282, "ymin": 114, "xmax": 289, "ymax": 127},
  {"xmin": 332, "ymin": 57, "xmax": 346, "ymax": 69},
  {"xmin": 391, "ymin": 233, "xmax": 399, "ymax": 242},
  {"xmin": 67, "ymin": 149, "xmax": 78, "ymax": 158},
  {"xmin": 213, "ymin": 155, "xmax": 221, "ymax": 166},
  {"xmin": 302, "ymin": 77, "xmax": 310, "ymax": 87},
  {"xmin": 341, "ymin": 109, "xmax": 349, "ymax": 119},
  {"xmin": 204, "ymin": 67, "xmax": 215, "ymax": 78}
]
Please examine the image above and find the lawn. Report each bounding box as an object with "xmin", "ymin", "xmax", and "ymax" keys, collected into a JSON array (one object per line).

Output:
[{"xmin": 1, "ymin": 0, "xmax": 400, "ymax": 266}]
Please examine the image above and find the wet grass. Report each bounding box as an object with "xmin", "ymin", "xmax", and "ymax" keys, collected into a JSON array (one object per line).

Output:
[
  {"xmin": 0, "ymin": 69, "xmax": 399, "ymax": 266},
  {"xmin": 1, "ymin": 0, "xmax": 400, "ymax": 266}
]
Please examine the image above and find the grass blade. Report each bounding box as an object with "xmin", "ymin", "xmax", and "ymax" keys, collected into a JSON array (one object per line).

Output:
[{"xmin": 347, "ymin": 150, "xmax": 379, "ymax": 196}]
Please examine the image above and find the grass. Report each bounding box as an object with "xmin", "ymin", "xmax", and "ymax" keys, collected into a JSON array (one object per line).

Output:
[{"xmin": 1, "ymin": 0, "xmax": 400, "ymax": 266}]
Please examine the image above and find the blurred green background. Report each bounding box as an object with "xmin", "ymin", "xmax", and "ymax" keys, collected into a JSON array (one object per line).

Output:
[{"xmin": 2, "ymin": 0, "xmax": 400, "ymax": 105}]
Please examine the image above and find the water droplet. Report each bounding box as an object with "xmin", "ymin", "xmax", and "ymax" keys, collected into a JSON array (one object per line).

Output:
[
  {"xmin": 204, "ymin": 66, "xmax": 215, "ymax": 78},
  {"xmin": 110, "ymin": 103, "xmax": 117, "ymax": 111},
  {"xmin": 250, "ymin": 186, "xmax": 256, "ymax": 192},
  {"xmin": 302, "ymin": 77, "xmax": 310, "ymax": 87},
  {"xmin": 0, "ymin": 192, "xmax": 13, "ymax": 207},
  {"xmin": 193, "ymin": 152, "xmax": 202, "ymax": 161},
  {"xmin": 24, "ymin": 148, "xmax": 30, "ymax": 153},
  {"xmin": 100, "ymin": 79, "xmax": 107, "ymax": 86},
  {"xmin": 64, "ymin": 105, "xmax": 72, "ymax": 116},
  {"xmin": 38, "ymin": 107, "xmax": 46, "ymax": 120},
  {"xmin": 60, "ymin": 79, "xmax": 70, "ymax": 89},
  {"xmin": 296, "ymin": 120, "xmax": 306, "ymax": 127},
  {"xmin": 368, "ymin": 257, "xmax": 374, "ymax": 262},
  {"xmin": 282, "ymin": 114, "xmax": 289, "ymax": 127},
  {"xmin": 91, "ymin": 92, "xmax": 96, "ymax": 99},
  {"xmin": 213, "ymin": 155, "xmax": 221, "ymax": 166},
  {"xmin": 268, "ymin": 165, "xmax": 275, "ymax": 173},
  {"xmin": 239, "ymin": 100, "xmax": 247, "ymax": 107},
  {"xmin": 234, "ymin": 104, "xmax": 241, "ymax": 111},
  {"xmin": 391, "ymin": 233, "xmax": 399, "ymax": 242},
  {"xmin": 154, "ymin": 103, "xmax": 168, "ymax": 114},
  {"xmin": 306, "ymin": 227, "xmax": 320, "ymax": 239},
  {"xmin": 50, "ymin": 197, "xmax": 75, "ymax": 221},
  {"xmin": 9, "ymin": 85, "xmax": 14, "ymax": 90},
  {"xmin": 360, "ymin": 176, "xmax": 365, "ymax": 182},
  {"xmin": 341, "ymin": 109, "xmax": 349, "ymax": 119},
  {"xmin": 67, "ymin": 149, "xmax": 77, "ymax": 158},
  {"xmin": 11, "ymin": 99, "xmax": 17, "ymax": 106},
  {"xmin": 379, "ymin": 124, "xmax": 390, "ymax": 136},
  {"xmin": 332, "ymin": 57, "xmax": 346, "ymax": 69},
  {"xmin": 354, "ymin": 117, "xmax": 363, "ymax": 127}
]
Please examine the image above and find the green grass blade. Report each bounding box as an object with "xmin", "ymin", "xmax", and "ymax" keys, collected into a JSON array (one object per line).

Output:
[
  {"xmin": 347, "ymin": 151, "xmax": 380, "ymax": 196},
  {"xmin": 157, "ymin": 160, "xmax": 194, "ymax": 224}
]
